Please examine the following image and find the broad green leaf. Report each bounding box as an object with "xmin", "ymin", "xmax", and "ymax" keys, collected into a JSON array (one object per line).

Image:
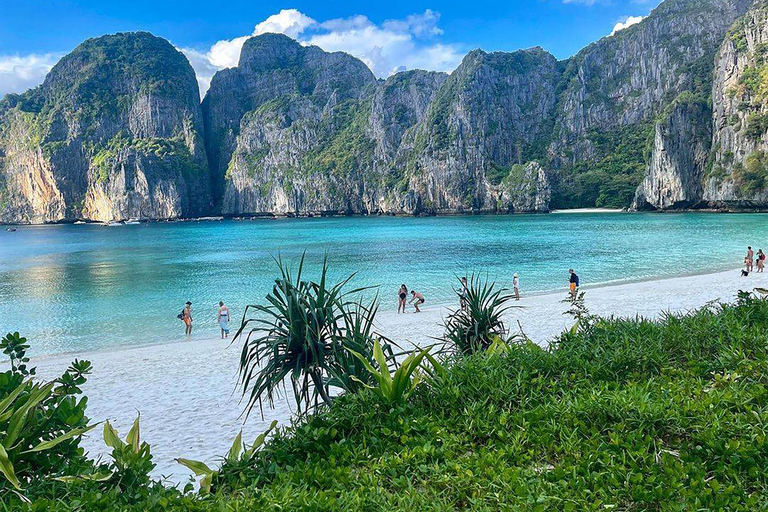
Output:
[
  {"xmin": 226, "ymin": 431, "xmax": 243, "ymax": 463},
  {"xmin": 0, "ymin": 380, "xmax": 28, "ymax": 418},
  {"xmin": 176, "ymin": 458, "xmax": 214, "ymax": 476},
  {"xmin": 126, "ymin": 415, "xmax": 140, "ymax": 451},
  {"xmin": 55, "ymin": 471, "xmax": 113, "ymax": 483},
  {"xmin": 0, "ymin": 443, "xmax": 20, "ymax": 489},
  {"xmin": 103, "ymin": 421, "xmax": 124, "ymax": 450},
  {"xmin": 24, "ymin": 424, "xmax": 97, "ymax": 453}
]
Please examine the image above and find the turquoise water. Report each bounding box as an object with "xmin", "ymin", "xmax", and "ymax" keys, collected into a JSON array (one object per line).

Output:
[{"xmin": 2, "ymin": 212, "xmax": 767, "ymax": 356}]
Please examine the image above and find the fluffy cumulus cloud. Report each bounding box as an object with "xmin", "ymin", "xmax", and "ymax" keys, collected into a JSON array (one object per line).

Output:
[
  {"xmin": 183, "ymin": 8, "xmax": 464, "ymax": 97},
  {"xmin": 0, "ymin": 53, "xmax": 61, "ymax": 97},
  {"xmin": 1, "ymin": 9, "xmax": 463, "ymax": 100},
  {"xmin": 611, "ymin": 15, "xmax": 645, "ymax": 35}
]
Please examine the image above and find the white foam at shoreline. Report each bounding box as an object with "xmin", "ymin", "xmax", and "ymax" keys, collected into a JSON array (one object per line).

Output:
[{"xmin": 32, "ymin": 267, "xmax": 768, "ymax": 485}]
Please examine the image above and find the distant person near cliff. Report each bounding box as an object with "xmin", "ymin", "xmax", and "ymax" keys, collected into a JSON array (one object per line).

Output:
[
  {"xmin": 569, "ymin": 269, "xmax": 580, "ymax": 299},
  {"xmin": 183, "ymin": 301, "xmax": 193, "ymax": 336},
  {"xmin": 410, "ymin": 290, "xmax": 425, "ymax": 313},
  {"xmin": 218, "ymin": 301, "xmax": 230, "ymax": 338}
]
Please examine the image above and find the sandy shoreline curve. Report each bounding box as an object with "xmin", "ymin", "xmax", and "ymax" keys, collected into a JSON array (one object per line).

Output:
[{"xmin": 32, "ymin": 266, "xmax": 768, "ymax": 484}]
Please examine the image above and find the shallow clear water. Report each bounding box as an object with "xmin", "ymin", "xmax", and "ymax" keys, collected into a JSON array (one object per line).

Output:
[{"xmin": 2, "ymin": 212, "xmax": 767, "ymax": 356}]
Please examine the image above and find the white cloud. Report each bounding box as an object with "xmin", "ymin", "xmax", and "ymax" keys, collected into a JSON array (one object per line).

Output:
[
  {"xmin": 1, "ymin": 9, "xmax": 463, "ymax": 100},
  {"xmin": 185, "ymin": 8, "xmax": 463, "ymax": 97},
  {"xmin": 611, "ymin": 15, "xmax": 645, "ymax": 36},
  {"xmin": 0, "ymin": 53, "xmax": 61, "ymax": 98}
]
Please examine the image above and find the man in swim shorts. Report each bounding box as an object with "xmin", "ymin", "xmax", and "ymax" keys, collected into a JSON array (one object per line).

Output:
[{"xmin": 410, "ymin": 290, "xmax": 425, "ymax": 313}]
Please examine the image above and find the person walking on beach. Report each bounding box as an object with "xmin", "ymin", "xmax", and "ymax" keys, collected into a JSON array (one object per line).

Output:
[
  {"xmin": 513, "ymin": 273, "xmax": 520, "ymax": 301},
  {"xmin": 747, "ymin": 247, "xmax": 754, "ymax": 272},
  {"xmin": 757, "ymin": 249, "xmax": 765, "ymax": 273},
  {"xmin": 218, "ymin": 301, "xmax": 230, "ymax": 339},
  {"xmin": 569, "ymin": 269, "xmax": 579, "ymax": 299},
  {"xmin": 410, "ymin": 290, "xmax": 425, "ymax": 313},
  {"xmin": 398, "ymin": 285, "xmax": 408, "ymax": 314},
  {"xmin": 459, "ymin": 277, "xmax": 469, "ymax": 310},
  {"xmin": 183, "ymin": 301, "xmax": 193, "ymax": 336}
]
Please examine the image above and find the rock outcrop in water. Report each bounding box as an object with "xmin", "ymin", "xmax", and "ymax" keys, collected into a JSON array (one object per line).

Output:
[
  {"xmin": 3, "ymin": 0, "xmax": 768, "ymax": 223},
  {"xmin": 0, "ymin": 32, "xmax": 211, "ymax": 223}
]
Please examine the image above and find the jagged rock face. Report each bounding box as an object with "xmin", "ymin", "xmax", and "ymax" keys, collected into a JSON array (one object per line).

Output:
[
  {"xmin": 706, "ymin": 0, "xmax": 768, "ymax": 208},
  {"xmin": 202, "ymin": 33, "xmax": 377, "ymax": 209},
  {"xmin": 632, "ymin": 99, "xmax": 712, "ymax": 210},
  {"xmin": 551, "ymin": 0, "xmax": 753, "ymax": 209},
  {"xmin": 496, "ymin": 162, "xmax": 551, "ymax": 213},
  {"xmin": 0, "ymin": 32, "xmax": 211, "ymax": 223},
  {"xmin": 209, "ymin": 37, "xmax": 559, "ymax": 215},
  {"xmin": 404, "ymin": 48, "xmax": 561, "ymax": 213}
]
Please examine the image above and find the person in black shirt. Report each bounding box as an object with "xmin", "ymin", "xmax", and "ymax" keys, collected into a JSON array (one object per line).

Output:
[{"xmin": 569, "ymin": 269, "xmax": 579, "ymax": 299}]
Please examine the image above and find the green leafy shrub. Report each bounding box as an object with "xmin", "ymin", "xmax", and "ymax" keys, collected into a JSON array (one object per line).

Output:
[
  {"xmin": 235, "ymin": 255, "xmax": 393, "ymax": 416},
  {"xmin": 442, "ymin": 275, "xmax": 517, "ymax": 354},
  {"xmin": 0, "ymin": 333, "xmax": 94, "ymax": 496}
]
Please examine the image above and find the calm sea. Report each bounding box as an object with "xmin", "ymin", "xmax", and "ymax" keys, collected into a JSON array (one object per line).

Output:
[{"xmin": 2, "ymin": 212, "xmax": 767, "ymax": 356}]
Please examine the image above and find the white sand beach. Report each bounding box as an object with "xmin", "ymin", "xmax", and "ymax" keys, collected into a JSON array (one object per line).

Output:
[{"xmin": 32, "ymin": 267, "xmax": 768, "ymax": 485}]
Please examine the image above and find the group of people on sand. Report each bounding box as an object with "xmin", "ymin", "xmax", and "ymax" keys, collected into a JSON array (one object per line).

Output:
[
  {"xmin": 742, "ymin": 246, "xmax": 766, "ymax": 276},
  {"xmin": 179, "ymin": 301, "xmax": 231, "ymax": 338},
  {"xmin": 396, "ymin": 269, "xmax": 580, "ymax": 313},
  {"xmin": 397, "ymin": 285, "xmax": 426, "ymax": 313}
]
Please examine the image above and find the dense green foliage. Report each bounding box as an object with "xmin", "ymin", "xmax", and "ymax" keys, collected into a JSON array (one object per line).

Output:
[
  {"xmin": 552, "ymin": 123, "xmax": 654, "ymax": 209},
  {"xmin": 7, "ymin": 292, "xmax": 768, "ymax": 510},
  {"xmin": 442, "ymin": 275, "xmax": 516, "ymax": 354},
  {"xmin": 235, "ymin": 255, "xmax": 392, "ymax": 416}
]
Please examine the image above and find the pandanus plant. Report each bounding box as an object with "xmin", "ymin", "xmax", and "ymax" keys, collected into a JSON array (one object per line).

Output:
[
  {"xmin": 442, "ymin": 274, "xmax": 517, "ymax": 355},
  {"xmin": 234, "ymin": 254, "xmax": 393, "ymax": 417}
]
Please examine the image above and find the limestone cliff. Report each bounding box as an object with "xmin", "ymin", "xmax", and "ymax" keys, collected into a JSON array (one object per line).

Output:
[
  {"xmin": 705, "ymin": 0, "xmax": 768, "ymax": 208},
  {"xmin": 206, "ymin": 37, "xmax": 558, "ymax": 216},
  {"xmin": 0, "ymin": 32, "xmax": 211, "ymax": 223},
  {"xmin": 553, "ymin": 0, "xmax": 753, "ymax": 209},
  {"xmin": 632, "ymin": 97, "xmax": 712, "ymax": 210}
]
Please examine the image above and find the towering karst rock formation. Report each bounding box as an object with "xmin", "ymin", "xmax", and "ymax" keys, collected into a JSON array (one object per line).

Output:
[
  {"xmin": 0, "ymin": 32, "xmax": 211, "ymax": 223},
  {"xmin": 704, "ymin": 0, "xmax": 768, "ymax": 208},
  {"xmin": 2, "ymin": 0, "xmax": 768, "ymax": 223}
]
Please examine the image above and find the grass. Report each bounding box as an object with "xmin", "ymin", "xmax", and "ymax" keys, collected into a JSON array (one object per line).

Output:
[{"xmin": 12, "ymin": 294, "xmax": 768, "ymax": 510}]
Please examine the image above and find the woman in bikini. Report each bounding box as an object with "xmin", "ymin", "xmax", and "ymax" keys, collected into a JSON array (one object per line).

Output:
[{"xmin": 398, "ymin": 284, "xmax": 408, "ymax": 313}]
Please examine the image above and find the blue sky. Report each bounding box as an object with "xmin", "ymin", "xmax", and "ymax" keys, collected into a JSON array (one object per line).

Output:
[{"xmin": 0, "ymin": 0, "xmax": 662, "ymax": 97}]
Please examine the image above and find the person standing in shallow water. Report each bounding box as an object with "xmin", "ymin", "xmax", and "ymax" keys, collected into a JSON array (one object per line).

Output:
[
  {"xmin": 513, "ymin": 273, "xmax": 520, "ymax": 301},
  {"xmin": 183, "ymin": 301, "xmax": 193, "ymax": 336},
  {"xmin": 459, "ymin": 277, "xmax": 469, "ymax": 310},
  {"xmin": 757, "ymin": 249, "xmax": 765, "ymax": 273},
  {"xmin": 747, "ymin": 247, "xmax": 754, "ymax": 272},
  {"xmin": 398, "ymin": 285, "xmax": 408, "ymax": 313},
  {"xmin": 410, "ymin": 290, "xmax": 425, "ymax": 313},
  {"xmin": 218, "ymin": 301, "xmax": 230, "ymax": 339},
  {"xmin": 569, "ymin": 269, "xmax": 579, "ymax": 299}
]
